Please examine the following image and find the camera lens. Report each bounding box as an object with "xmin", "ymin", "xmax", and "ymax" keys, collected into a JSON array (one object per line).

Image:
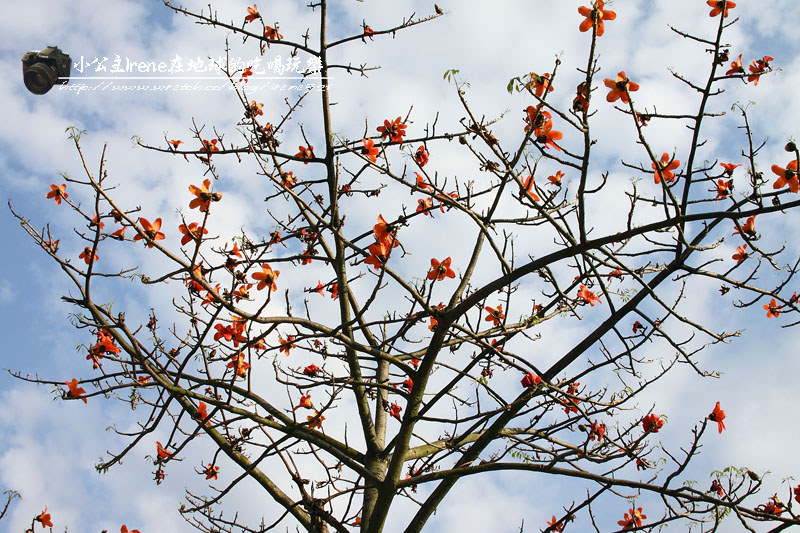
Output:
[{"xmin": 24, "ymin": 62, "xmax": 58, "ymax": 94}]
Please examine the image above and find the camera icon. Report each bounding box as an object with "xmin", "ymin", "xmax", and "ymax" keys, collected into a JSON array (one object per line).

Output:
[{"xmin": 21, "ymin": 46, "xmax": 71, "ymax": 94}]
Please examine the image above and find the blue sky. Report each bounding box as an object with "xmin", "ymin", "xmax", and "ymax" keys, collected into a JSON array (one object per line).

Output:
[{"xmin": 2, "ymin": 1, "xmax": 800, "ymax": 532}]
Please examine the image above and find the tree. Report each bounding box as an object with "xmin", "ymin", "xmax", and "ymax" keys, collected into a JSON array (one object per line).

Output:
[{"xmin": 8, "ymin": 0, "xmax": 800, "ymax": 531}]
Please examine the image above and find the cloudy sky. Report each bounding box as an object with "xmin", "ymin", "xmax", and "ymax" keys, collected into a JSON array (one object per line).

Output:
[{"xmin": 2, "ymin": 0, "xmax": 800, "ymax": 531}]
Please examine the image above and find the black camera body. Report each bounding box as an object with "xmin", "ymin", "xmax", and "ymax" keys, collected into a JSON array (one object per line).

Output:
[{"xmin": 22, "ymin": 46, "xmax": 71, "ymax": 95}]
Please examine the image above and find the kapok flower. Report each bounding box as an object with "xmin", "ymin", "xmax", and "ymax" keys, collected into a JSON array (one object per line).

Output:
[
  {"xmin": 252, "ymin": 263, "xmax": 280, "ymax": 291},
  {"xmin": 548, "ymin": 170, "xmax": 565, "ymax": 185},
  {"xmin": 362, "ymin": 138, "xmax": 379, "ymax": 163},
  {"xmin": 756, "ymin": 494, "xmax": 784, "ymax": 516},
  {"xmin": 521, "ymin": 372, "xmax": 542, "ymax": 389},
  {"xmin": 36, "ymin": 507, "xmax": 53, "ymax": 528},
  {"xmin": 709, "ymin": 401, "xmax": 726, "ymax": 433},
  {"xmin": 527, "ymin": 72, "xmax": 554, "ymax": 97},
  {"xmin": 720, "ymin": 162, "xmax": 741, "ymax": 175},
  {"xmin": 604, "ymin": 71, "xmax": 639, "ymax": 104},
  {"xmin": 707, "ymin": 0, "xmax": 736, "ymax": 18},
  {"xmin": 428, "ymin": 257, "xmax": 455, "ymax": 281},
  {"xmin": 389, "ymin": 402, "xmax": 403, "ymax": 421},
  {"xmin": 373, "ymin": 214, "xmax": 394, "ymax": 244},
  {"xmin": 264, "ymin": 25, "xmax": 283, "ymax": 40},
  {"xmin": 642, "ymin": 413, "xmax": 664, "ymax": 433},
  {"xmin": 733, "ymin": 215, "xmax": 756, "ymax": 238},
  {"xmin": 179, "ymin": 222, "xmax": 208, "ymax": 246},
  {"xmin": 578, "ymin": 0, "xmax": 616, "ymax": 37},
  {"xmin": 618, "ymin": 507, "xmax": 647, "ymax": 530},
  {"xmin": 771, "ymin": 160, "xmax": 799, "ymax": 192},
  {"xmin": 79, "ymin": 246, "xmax": 98, "ymax": 265},
  {"xmin": 295, "ymin": 145, "xmax": 314, "ymax": 164},
  {"xmin": 652, "ymin": 152, "xmax": 680, "ymax": 184},
  {"xmin": 794, "ymin": 484, "xmax": 800, "ymax": 505},
  {"xmin": 709, "ymin": 479, "xmax": 725, "ymax": 497},
  {"xmin": 279, "ymin": 335, "xmax": 296, "ymax": 355},
  {"xmin": 307, "ymin": 411, "xmax": 325, "ymax": 429},
  {"xmin": 714, "ymin": 178, "xmax": 733, "ymax": 200},
  {"xmin": 747, "ymin": 55, "xmax": 773, "ymax": 85},
  {"xmin": 46, "ymin": 183, "xmax": 68, "ymax": 205},
  {"xmin": 227, "ymin": 353, "xmax": 249, "ymax": 377},
  {"xmin": 589, "ymin": 421, "xmax": 606, "ymax": 441},
  {"xmin": 303, "ymin": 364, "xmax": 320, "ymax": 377},
  {"xmin": 415, "ymin": 145, "xmax": 429, "ymax": 167},
  {"xmin": 377, "ymin": 117, "xmax": 407, "ymax": 143},
  {"xmin": 248, "ymin": 100, "xmax": 264, "ymax": 117},
  {"xmin": 402, "ymin": 377, "xmax": 413, "ymax": 391},
  {"xmin": 294, "ymin": 393, "xmax": 314, "ymax": 411},
  {"xmin": 521, "ymin": 175, "xmax": 541, "ymax": 202},
  {"xmin": 201, "ymin": 138, "xmax": 220, "ymax": 154},
  {"xmin": 632, "ymin": 320, "xmax": 645, "ymax": 333},
  {"xmin": 244, "ymin": 4, "xmax": 260, "ymax": 23},
  {"xmin": 133, "ymin": 218, "xmax": 165, "ymax": 248},
  {"xmin": 732, "ymin": 244, "xmax": 748, "ymax": 264},
  {"xmin": 764, "ymin": 298, "xmax": 781, "ymax": 318},
  {"xmin": 196, "ymin": 401, "xmax": 210, "ymax": 425},
  {"xmin": 546, "ymin": 515, "xmax": 564, "ymax": 532},
  {"xmin": 726, "ymin": 54, "xmax": 744, "ymax": 76},
  {"xmin": 577, "ymin": 284, "xmax": 601, "ymax": 306},
  {"xmin": 533, "ymin": 113, "xmax": 563, "ymax": 151},
  {"xmin": 189, "ymin": 179, "xmax": 222, "ymax": 212},
  {"xmin": 364, "ymin": 240, "xmax": 393, "ymax": 269},
  {"xmin": 484, "ymin": 304, "xmax": 505, "ymax": 326},
  {"xmin": 65, "ymin": 378, "xmax": 87, "ymax": 403},
  {"xmin": 203, "ymin": 463, "xmax": 220, "ymax": 480},
  {"xmin": 155, "ymin": 441, "xmax": 172, "ymax": 460},
  {"xmin": 416, "ymin": 173, "xmax": 433, "ymax": 191},
  {"xmin": 240, "ymin": 66, "xmax": 253, "ymax": 82}
]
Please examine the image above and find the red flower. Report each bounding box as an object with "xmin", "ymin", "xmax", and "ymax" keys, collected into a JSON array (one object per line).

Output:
[
  {"xmin": 264, "ymin": 25, "xmax": 283, "ymax": 40},
  {"xmin": 203, "ymin": 463, "xmax": 220, "ymax": 480},
  {"xmin": 303, "ymin": 364, "xmax": 320, "ymax": 377},
  {"xmin": 373, "ymin": 214, "xmax": 394, "ymax": 244},
  {"xmin": 632, "ymin": 320, "xmax": 644, "ymax": 333},
  {"xmin": 521, "ymin": 372, "xmax": 542, "ymax": 389},
  {"xmin": 577, "ymin": 284, "xmax": 601, "ymax": 306},
  {"xmin": 652, "ymin": 152, "xmax": 680, "ymax": 184},
  {"xmin": 733, "ymin": 215, "xmax": 756, "ymax": 238},
  {"xmin": 642, "ymin": 413, "xmax": 664, "ymax": 433},
  {"xmin": 709, "ymin": 479, "xmax": 724, "ymax": 497},
  {"xmin": 329, "ymin": 283, "xmax": 338, "ymax": 299},
  {"xmin": 307, "ymin": 411, "xmax": 325, "ymax": 428},
  {"xmin": 763, "ymin": 298, "xmax": 781, "ymax": 318},
  {"xmin": 485, "ymin": 304, "xmax": 505, "ymax": 326},
  {"xmin": 178, "ymin": 222, "xmax": 208, "ymax": 246},
  {"xmin": 362, "ymin": 25, "xmax": 375, "ymax": 42},
  {"xmin": 252, "ymin": 263, "xmax": 279, "ymax": 291},
  {"xmin": 707, "ymin": 0, "xmax": 736, "ymax": 18},
  {"xmin": 248, "ymin": 100, "xmax": 264, "ymax": 117},
  {"xmin": 189, "ymin": 179, "xmax": 222, "ymax": 212},
  {"xmin": 756, "ymin": 494, "xmax": 784, "ymax": 516},
  {"xmin": 547, "ymin": 170, "xmax": 565, "ymax": 185},
  {"xmin": 527, "ymin": 72, "xmax": 554, "ymax": 97},
  {"xmin": 402, "ymin": 377, "xmax": 413, "ymax": 391},
  {"xmin": 415, "ymin": 145, "xmax": 429, "ymax": 167},
  {"xmin": 589, "ymin": 421, "xmax": 606, "ymax": 441},
  {"xmin": 604, "ymin": 71, "xmax": 639, "ymax": 104},
  {"xmin": 732, "ymin": 244, "xmax": 748, "ymax": 264},
  {"xmin": 428, "ymin": 257, "xmax": 455, "ymax": 281},
  {"xmin": 364, "ymin": 240, "xmax": 393, "ymax": 269},
  {"xmin": 377, "ymin": 117, "xmax": 407, "ymax": 143},
  {"xmin": 294, "ymin": 393, "xmax": 314, "ymax": 411},
  {"xmin": 720, "ymin": 162, "xmax": 741, "ymax": 175},
  {"xmin": 155, "ymin": 441, "xmax": 172, "ymax": 460},
  {"xmin": 725, "ymin": 54, "xmax": 744, "ymax": 76},
  {"xmin": 196, "ymin": 401, "xmax": 210, "ymax": 425},
  {"xmin": 793, "ymin": 484, "xmax": 800, "ymax": 505},
  {"xmin": 201, "ymin": 138, "xmax": 220, "ymax": 154},
  {"xmin": 389, "ymin": 402, "xmax": 403, "ymax": 421},
  {"xmin": 240, "ymin": 66, "xmax": 253, "ymax": 82},
  {"xmin": 533, "ymin": 112, "xmax": 563, "ymax": 151},
  {"xmin": 747, "ymin": 55, "xmax": 773, "ymax": 85},
  {"xmin": 617, "ymin": 507, "xmax": 647, "ymax": 530},
  {"xmin": 133, "ymin": 217, "xmax": 165, "ymax": 248},
  {"xmin": 227, "ymin": 353, "xmax": 249, "ymax": 377},
  {"xmin": 36, "ymin": 507, "xmax": 53, "ymax": 528},
  {"xmin": 712, "ymin": 179, "xmax": 733, "ymax": 201},
  {"xmin": 121, "ymin": 526, "xmax": 141, "ymax": 533},
  {"xmin": 296, "ymin": 145, "xmax": 314, "ymax": 164},
  {"xmin": 415, "ymin": 173, "xmax": 433, "ymax": 191},
  {"xmin": 709, "ymin": 401, "xmax": 726, "ymax": 433},
  {"xmin": 578, "ymin": 0, "xmax": 616, "ymax": 37},
  {"xmin": 79, "ymin": 246, "xmax": 98, "ymax": 264},
  {"xmin": 110, "ymin": 227, "xmax": 126, "ymax": 240},
  {"xmin": 771, "ymin": 159, "xmax": 799, "ymax": 192},
  {"xmin": 546, "ymin": 515, "xmax": 564, "ymax": 532},
  {"xmin": 361, "ymin": 138, "xmax": 379, "ymax": 163},
  {"xmin": 46, "ymin": 183, "xmax": 68, "ymax": 205},
  {"xmin": 521, "ymin": 175, "xmax": 541, "ymax": 202},
  {"xmin": 244, "ymin": 4, "xmax": 260, "ymax": 23},
  {"xmin": 279, "ymin": 335, "xmax": 296, "ymax": 356}
]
